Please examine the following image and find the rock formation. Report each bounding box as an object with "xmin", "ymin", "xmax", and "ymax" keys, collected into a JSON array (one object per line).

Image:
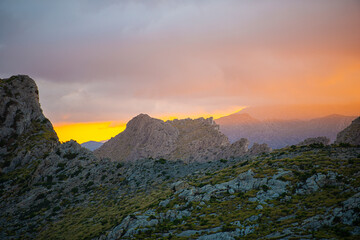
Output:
[
  {"xmin": 95, "ymin": 114, "xmax": 271, "ymax": 163},
  {"xmin": 297, "ymin": 136, "xmax": 331, "ymax": 146},
  {"xmin": 0, "ymin": 75, "xmax": 59, "ymax": 173},
  {"xmin": 335, "ymin": 117, "xmax": 360, "ymax": 145}
]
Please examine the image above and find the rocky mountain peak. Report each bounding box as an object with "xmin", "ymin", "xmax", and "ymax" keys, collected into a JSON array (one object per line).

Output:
[
  {"xmin": 95, "ymin": 114, "xmax": 271, "ymax": 163},
  {"xmin": 0, "ymin": 75, "xmax": 59, "ymax": 172}
]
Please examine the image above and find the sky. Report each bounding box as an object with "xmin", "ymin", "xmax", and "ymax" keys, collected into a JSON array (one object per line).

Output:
[{"xmin": 1, "ymin": 0, "xmax": 360, "ymax": 143}]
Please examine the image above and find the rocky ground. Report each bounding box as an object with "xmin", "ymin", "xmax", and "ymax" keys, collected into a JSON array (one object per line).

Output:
[{"xmin": 1, "ymin": 76, "xmax": 359, "ymax": 239}]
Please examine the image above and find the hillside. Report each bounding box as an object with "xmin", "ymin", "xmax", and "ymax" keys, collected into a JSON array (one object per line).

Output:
[
  {"xmin": 0, "ymin": 75, "xmax": 359, "ymax": 240},
  {"xmin": 216, "ymin": 112, "xmax": 357, "ymax": 148}
]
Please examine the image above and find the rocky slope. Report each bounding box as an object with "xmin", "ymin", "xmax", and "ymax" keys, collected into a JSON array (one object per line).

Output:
[
  {"xmin": 216, "ymin": 113, "xmax": 356, "ymax": 148},
  {"xmin": 1, "ymin": 75, "xmax": 359, "ymax": 240},
  {"xmin": 335, "ymin": 117, "xmax": 360, "ymax": 146},
  {"xmin": 95, "ymin": 114, "xmax": 271, "ymax": 163}
]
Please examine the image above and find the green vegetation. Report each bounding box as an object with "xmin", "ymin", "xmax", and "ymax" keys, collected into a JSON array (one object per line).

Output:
[
  {"xmin": 38, "ymin": 186, "xmax": 172, "ymax": 240},
  {"xmin": 155, "ymin": 158, "xmax": 167, "ymax": 164}
]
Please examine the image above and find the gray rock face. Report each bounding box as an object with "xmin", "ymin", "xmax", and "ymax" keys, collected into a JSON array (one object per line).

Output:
[
  {"xmin": 248, "ymin": 142, "xmax": 272, "ymax": 155},
  {"xmin": 0, "ymin": 75, "xmax": 59, "ymax": 172},
  {"xmin": 297, "ymin": 136, "xmax": 330, "ymax": 146},
  {"xmin": 95, "ymin": 114, "xmax": 271, "ymax": 163},
  {"xmin": 335, "ymin": 116, "xmax": 360, "ymax": 145}
]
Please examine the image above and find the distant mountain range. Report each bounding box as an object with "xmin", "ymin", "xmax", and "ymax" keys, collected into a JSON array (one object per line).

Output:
[
  {"xmin": 216, "ymin": 113, "xmax": 357, "ymax": 149},
  {"xmin": 81, "ymin": 140, "xmax": 106, "ymax": 151}
]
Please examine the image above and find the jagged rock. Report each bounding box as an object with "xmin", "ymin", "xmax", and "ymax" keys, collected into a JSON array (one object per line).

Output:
[
  {"xmin": 297, "ymin": 136, "xmax": 330, "ymax": 146},
  {"xmin": 221, "ymin": 138, "xmax": 249, "ymax": 159},
  {"xmin": 248, "ymin": 142, "xmax": 272, "ymax": 155},
  {"xmin": 302, "ymin": 192, "xmax": 360, "ymax": 230},
  {"xmin": 0, "ymin": 75, "xmax": 59, "ymax": 173},
  {"xmin": 95, "ymin": 114, "xmax": 232, "ymax": 163},
  {"xmin": 95, "ymin": 114, "xmax": 271, "ymax": 163},
  {"xmin": 296, "ymin": 171, "xmax": 338, "ymax": 195},
  {"xmin": 335, "ymin": 117, "xmax": 360, "ymax": 145}
]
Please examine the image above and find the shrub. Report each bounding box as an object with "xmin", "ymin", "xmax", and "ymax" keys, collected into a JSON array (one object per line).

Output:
[
  {"xmin": 309, "ymin": 143, "xmax": 324, "ymax": 148},
  {"xmin": 262, "ymin": 185, "xmax": 269, "ymax": 192},
  {"xmin": 155, "ymin": 158, "xmax": 167, "ymax": 164},
  {"xmin": 71, "ymin": 187, "xmax": 79, "ymax": 194},
  {"xmin": 46, "ymin": 175, "xmax": 53, "ymax": 183},
  {"xmin": 63, "ymin": 152, "xmax": 78, "ymax": 160},
  {"xmin": 221, "ymin": 223, "xmax": 236, "ymax": 232},
  {"xmin": 36, "ymin": 193, "xmax": 46, "ymax": 200},
  {"xmin": 53, "ymin": 206, "xmax": 61, "ymax": 212},
  {"xmin": 339, "ymin": 143, "xmax": 351, "ymax": 148},
  {"xmin": 57, "ymin": 163, "xmax": 66, "ymax": 168}
]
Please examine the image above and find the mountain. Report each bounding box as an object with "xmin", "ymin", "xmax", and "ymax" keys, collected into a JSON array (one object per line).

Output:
[
  {"xmin": 335, "ymin": 116, "xmax": 360, "ymax": 145},
  {"xmin": 0, "ymin": 75, "xmax": 59, "ymax": 173},
  {"xmin": 94, "ymin": 114, "xmax": 271, "ymax": 163},
  {"xmin": 1, "ymin": 75, "xmax": 360, "ymax": 240},
  {"xmin": 81, "ymin": 141, "xmax": 104, "ymax": 151},
  {"xmin": 216, "ymin": 112, "xmax": 357, "ymax": 148}
]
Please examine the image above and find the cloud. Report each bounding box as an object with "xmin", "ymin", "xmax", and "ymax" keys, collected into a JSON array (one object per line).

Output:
[{"xmin": 1, "ymin": 0, "xmax": 359, "ymax": 123}]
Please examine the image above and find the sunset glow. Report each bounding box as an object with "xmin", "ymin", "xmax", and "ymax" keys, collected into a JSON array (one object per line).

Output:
[
  {"xmin": 54, "ymin": 122, "xmax": 126, "ymax": 144},
  {"xmin": 1, "ymin": 1, "xmax": 359, "ymax": 143},
  {"xmin": 54, "ymin": 106, "xmax": 246, "ymax": 143}
]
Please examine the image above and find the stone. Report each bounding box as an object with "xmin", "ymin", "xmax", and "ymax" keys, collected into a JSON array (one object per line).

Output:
[
  {"xmin": 248, "ymin": 142, "xmax": 272, "ymax": 155},
  {"xmin": 335, "ymin": 117, "xmax": 360, "ymax": 145}
]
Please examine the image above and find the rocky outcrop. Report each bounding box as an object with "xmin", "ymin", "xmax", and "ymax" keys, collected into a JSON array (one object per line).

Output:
[
  {"xmin": 0, "ymin": 75, "xmax": 59, "ymax": 172},
  {"xmin": 248, "ymin": 142, "xmax": 272, "ymax": 155},
  {"xmin": 297, "ymin": 136, "xmax": 330, "ymax": 146},
  {"xmin": 95, "ymin": 114, "xmax": 271, "ymax": 163},
  {"xmin": 335, "ymin": 117, "xmax": 360, "ymax": 145}
]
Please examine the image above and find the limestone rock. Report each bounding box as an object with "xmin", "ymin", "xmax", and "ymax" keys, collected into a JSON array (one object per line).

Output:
[
  {"xmin": 95, "ymin": 114, "xmax": 230, "ymax": 163},
  {"xmin": 248, "ymin": 142, "xmax": 272, "ymax": 155},
  {"xmin": 221, "ymin": 138, "xmax": 249, "ymax": 159},
  {"xmin": 95, "ymin": 114, "xmax": 271, "ymax": 163},
  {"xmin": 335, "ymin": 117, "xmax": 360, "ymax": 145},
  {"xmin": 0, "ymin": 75, "xmax": 59, "ymax": 172},
  {"xmin": 95, "ymin": 114, "xmax": 180, "ymax": 162}
]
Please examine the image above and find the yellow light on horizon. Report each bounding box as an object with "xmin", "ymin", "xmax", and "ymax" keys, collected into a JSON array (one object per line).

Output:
[
  {"xmin": 53, "ymin": 121, "xmax": 126, "ymax": 144},
  {"xmin": 53, "ymin": 106, "xmax": 246, "ymax": 144}
]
